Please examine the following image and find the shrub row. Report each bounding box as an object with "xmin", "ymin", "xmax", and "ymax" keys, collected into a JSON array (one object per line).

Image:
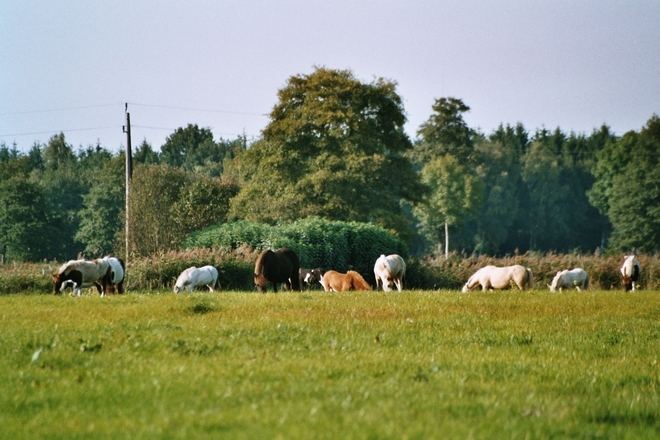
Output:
[
  {"xmin": 409, "ymin": 252, "xmax": 660, "ymax": 291},
  {"xmin": 126, "ymin": 246, "xmax": 259, "ymax": 291},
  {"xmin": 185, "ymin": 218, "xmax": 408, "ymax": 282},
  {"xmin": 2, "ymin": 250, "xmax": 659, "ymax": 294}
]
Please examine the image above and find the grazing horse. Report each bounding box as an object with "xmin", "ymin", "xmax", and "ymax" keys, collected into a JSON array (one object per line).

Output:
[
  {"xmin": 549, "ymin": 268, "xmax": 589, "ymax": 292},
  {"xmin": 52, "ymin": 259, "xmax": 110, "ymax": 296},
  {"xmin": 319, "ymin": 270, "xmax": 371, "ymax": 292},
  {"xmin": 299, "ymin": 268, "xmax": 324, "ymax": 291},
  {"xmin": 254, "ymin": 248, "xmax": 300, "ymax": 293},
  {"xmin": 174, "ymin": 266, "xmax": 219, "ymax": 293},
  {"xmin": 620, "ymin": 255, "xmax": 641, "ymax": 291},
  {"xmin": 462, "ymin": 265, "xmax": 534, "ymax": 293},
  {"xmin": 99, "ymin": 256, "xmax": 125, "ymax": 295},
  {"xmin": 374, "ymin": 254, "xmax": 406, "ymax": 292}
]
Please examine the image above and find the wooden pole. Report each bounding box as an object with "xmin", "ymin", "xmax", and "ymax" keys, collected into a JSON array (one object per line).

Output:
[{"xmin": 123, "ymin": 104, "xmax": 133, "ymax": 265}]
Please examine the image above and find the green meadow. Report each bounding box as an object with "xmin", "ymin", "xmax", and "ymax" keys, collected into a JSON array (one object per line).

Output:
[{"xmin": 1, "ymin": 289, "xmax": 659, "ymax": 439}]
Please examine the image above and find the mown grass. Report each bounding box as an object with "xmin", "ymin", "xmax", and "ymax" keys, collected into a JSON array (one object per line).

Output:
[{"xmin": 1, "ymin": 289, "xmax": 659, "ymax": 439}]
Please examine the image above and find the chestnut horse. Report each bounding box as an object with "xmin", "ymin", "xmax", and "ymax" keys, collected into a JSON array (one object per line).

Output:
[
  {"xmin": 319, "ymin": 270, "xmax": 371, "ymax": 292},
  {"xmin": 254, "ymin": 248, "xmax": 300, "ymax": 293}
]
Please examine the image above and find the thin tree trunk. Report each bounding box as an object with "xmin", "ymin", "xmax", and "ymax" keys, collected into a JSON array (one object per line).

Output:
[{"xmin": 445, "ymin": 221, "xmax": 449, "ymax": 260}]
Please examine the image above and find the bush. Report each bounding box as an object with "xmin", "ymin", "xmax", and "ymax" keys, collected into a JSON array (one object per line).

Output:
[
  {"xmin": 0, "ymin": 262, "xmax": 56, "ymax": 294},
  {"xmin": 414, "ymin": 251, "xmax": 660, "ymax": 291},
  {"xmin": 127, "ymin": 246, "xmax": 258, "ymax": 291},
  {"xmin": 184, "ymin": 218, "xmax": 407, "ymax": 284}
]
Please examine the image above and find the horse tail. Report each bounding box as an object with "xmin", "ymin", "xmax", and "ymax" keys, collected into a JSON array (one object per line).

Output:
[
  {"xmin": 584, "ymin": 272, "xmax": 590, "ymax": 290},
  {"xmin": 348, "ymin": 271, "xmax": 371, "ymax": 291},
  {"xmin": 526, "ymin": 268, "xmax": 534, "ymax": 289}
]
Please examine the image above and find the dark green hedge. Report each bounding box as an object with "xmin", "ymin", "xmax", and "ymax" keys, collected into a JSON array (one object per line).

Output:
[{"xmin": 185, "ymin": 218, "xmax": 408, "ymax": 282}]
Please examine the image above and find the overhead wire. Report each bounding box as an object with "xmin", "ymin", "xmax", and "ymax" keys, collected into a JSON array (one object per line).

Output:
[{"xmin": 0, "ymin": 102, "xmax": 265, "ymax": 140}]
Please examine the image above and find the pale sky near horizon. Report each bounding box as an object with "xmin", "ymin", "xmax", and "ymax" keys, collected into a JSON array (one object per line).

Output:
[{"xmin": 2, "ymin": 1, "xmax": 659, "ymax": 153}]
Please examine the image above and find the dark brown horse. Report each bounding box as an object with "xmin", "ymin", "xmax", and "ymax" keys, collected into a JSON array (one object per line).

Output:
[{"xmin": 254, "ymin": 248, "xmax": 300, "ymax": 293}]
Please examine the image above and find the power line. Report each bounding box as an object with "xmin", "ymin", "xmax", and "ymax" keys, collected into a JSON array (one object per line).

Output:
[
  {"xmin": 127, "ymin": 102, "xmax": 268, "ymax": 117},
  {"xmin": 1, "ymin": 103, "xmax": 123, "ymax": 116},
  {"xmin": 0, "ymin": 126, "xmax": 119, "ymax": 137}
]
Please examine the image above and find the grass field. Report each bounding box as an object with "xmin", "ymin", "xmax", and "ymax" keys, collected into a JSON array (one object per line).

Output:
[{"xmin": 1, "ymin": 289, "xmax": 659, "ymax": 439}]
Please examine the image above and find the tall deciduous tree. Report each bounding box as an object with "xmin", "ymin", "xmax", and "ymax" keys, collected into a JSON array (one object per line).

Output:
[
  {"xmin": 413, "ymin": 97, "xmax": 475, "ymax": 164},
  {"xmin": 0, "ymin": 175, "xmax": 60, "ymax": 261},
  {"xmin": 414, "ymin": 154, "xmax": 483, "ymax": 257},
  {"xmin": 127, "ymin": 164, "xmax": 239, "ymax": 257},
  {"xmin": 591, "ymin": 115, "xmax": 660, "ymax": 252},
  {"xmin": 75, "ymin": 154, "xmax": 125, "ymax": 257},
  {"xmin": 226, "ymin": 67, "xmax": 424, "ymax": 236}
]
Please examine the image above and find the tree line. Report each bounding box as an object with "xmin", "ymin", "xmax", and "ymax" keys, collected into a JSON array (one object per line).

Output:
[{"xmin": 1, "ymin": 67, "xmax": 659, "ymax": 263}]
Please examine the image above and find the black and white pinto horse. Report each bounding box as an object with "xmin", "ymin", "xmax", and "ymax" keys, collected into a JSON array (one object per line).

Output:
[
  {"xmin": 620, "ymin": 255, "xmax": 641, "ymax": 291},
  {"xmin": 299, "ymin": 268, "xmax": 324, "ymax": 291},
  {"xmin": 99, "ymin": 256, "xmax": 125, "ymax": 294},
  {"xmin": 53, "ymin": 259, "xmax": 109, "ymax": 296}
]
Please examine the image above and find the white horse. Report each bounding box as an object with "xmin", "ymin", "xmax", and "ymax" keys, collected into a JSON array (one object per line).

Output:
[
  {"xmin": 374, "ymin": 254, "xmax": 406, "ymax": 292},
  {"xmin": 620, "ymin": 255, "xmax": 641, "ymax": 291},
  {"xmin": 549, "ymin": 268, "xmax": 589, "ymax": 292},
  {"xmin": 462, "ymin": 265, "xmax": 534, "ymax": 292},
  {"xmin": 53, "ymin": 259, "xmax": 110, "ymax": 296},
  {"xmin": 174, "ymin": 266, "xmax": 219, "ymax": 293}
]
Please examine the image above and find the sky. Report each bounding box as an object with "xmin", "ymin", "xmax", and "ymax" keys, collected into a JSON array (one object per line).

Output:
[{"xmin": 2, "ymin": 1, "xmax": 659, "ymax": 153}]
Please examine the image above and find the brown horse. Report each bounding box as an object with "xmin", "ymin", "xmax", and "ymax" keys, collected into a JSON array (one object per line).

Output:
[
  {"xmin": 254, "ymin": 248, "xmax": 300, "ymax": 293},
  {"xmin": 319, "ymin": 270, "xmax": 371, "ymax": 292}
]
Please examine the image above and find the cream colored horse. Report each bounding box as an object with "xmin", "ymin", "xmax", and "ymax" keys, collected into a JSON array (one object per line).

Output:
[
  {"xmin": 374, "ymin": 254, "xmax": 406, "ymax": 292},
  {"xmin": 174, "ymin": 266, "xmax": 219, "ymax": 293},
  {"xmin": 462, "ymin": 265, "xmax": 534, "ymax": 292},
  {"xmin": 549, "ymin": 268, "xmax": 589, "ymax": 292}
]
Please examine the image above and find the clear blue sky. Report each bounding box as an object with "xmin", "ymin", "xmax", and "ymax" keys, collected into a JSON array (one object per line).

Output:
[{"xmin": 2, "ymin": 1, "xmax": 659, "ymax": 153}]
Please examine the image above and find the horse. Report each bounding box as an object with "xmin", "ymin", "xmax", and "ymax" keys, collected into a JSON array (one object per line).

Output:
[
  {"xmin": 174, "ymin": 266, "xmax": 219, "ymax": 293},
  {"xmin": 462, "ymin": 265, "xmax": 534, "ymax": 292},
  {"xmin": 319, "ymin": 270, "xmax": 371, "ymax": 292},
  {"xmin": 52, "ymin": 259, "xmax": 110, "ymax": 296},
  {"xmin": 99, "ymin": 256, "xmax": 125, "ymax": 295},
  {"xmin": 620, "ymin": 255, "xmax": 641, "ymax": 291},
  {"xmin": 548, "ymin": 268, "xmax": 589, "ymax": 292},
  {"xmin": 374, "ymin": 254, "xmax": 406, "ymax": 292},
  {"xmin": 299, "ymin": 268, "xmax": 324, "ymax": 291},
  {"xmin": 254, "ymin": 248, "xmax": 300, "ymax": 293}
]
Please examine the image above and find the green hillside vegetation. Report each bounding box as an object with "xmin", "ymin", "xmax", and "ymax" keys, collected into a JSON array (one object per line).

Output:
[{"xmin": 2, "ymin": 68, "xmax": 660, "ymax": 264}]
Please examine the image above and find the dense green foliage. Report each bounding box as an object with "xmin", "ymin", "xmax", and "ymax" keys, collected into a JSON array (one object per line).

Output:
[
  {"xmin": 185, "ymin": 218, "xmax": 407, "ymax": 278},
  {"xmin": 224, "ymin": 67, "xmax": 424, "ymax": 237},
  {"xmin": 2, "ymin": 67, "xmax": 660, "ymax": 262},
  {"xmin": 2, "ymin": 291, "xmax": 660, "ymax": 438}
]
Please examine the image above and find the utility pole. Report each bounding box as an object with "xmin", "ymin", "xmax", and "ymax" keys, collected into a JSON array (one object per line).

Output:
[{"xmin": 123, "ymin": 103, "xmax": 133, "ymax": 266}]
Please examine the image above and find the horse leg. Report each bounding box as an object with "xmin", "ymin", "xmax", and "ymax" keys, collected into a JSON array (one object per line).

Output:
[
  {"xmin": 94, "ymin": 282, "xmax": 104, "ymax": 297},
  {"xmin": 395, "ymin": 278, "xmax": 402, "ymax": 292}
]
